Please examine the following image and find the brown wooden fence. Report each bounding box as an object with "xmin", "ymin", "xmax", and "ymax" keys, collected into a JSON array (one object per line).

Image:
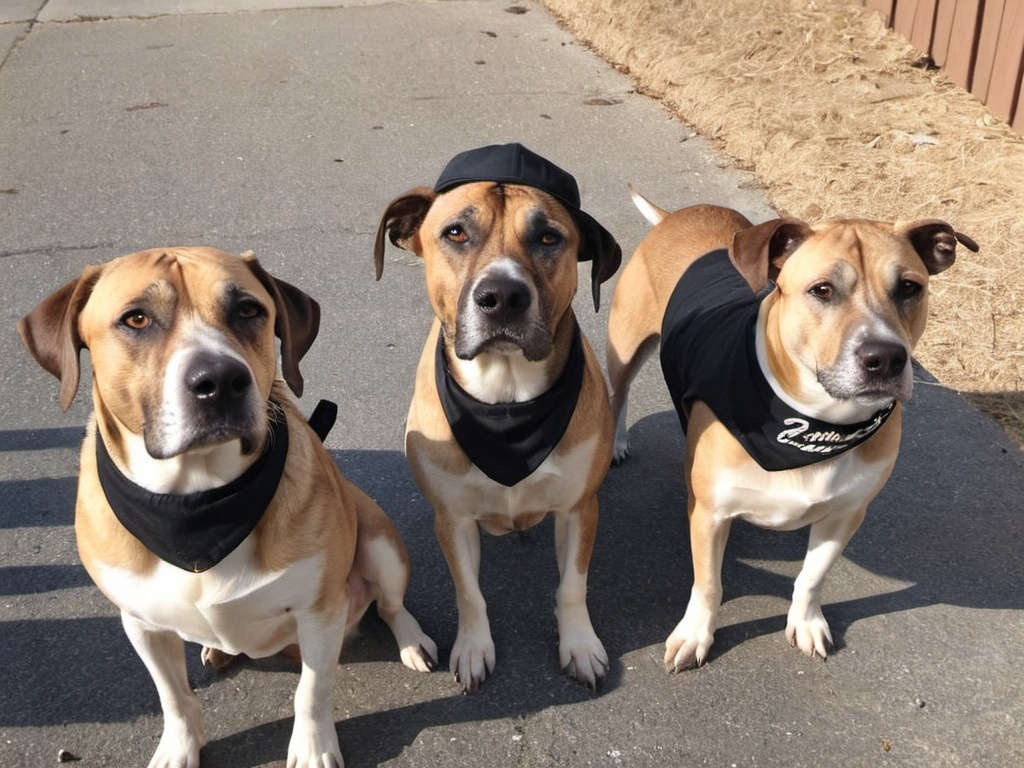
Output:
[{"xmin": 863, "ymin": 0, "xmax": 1024, "ymax": 130}]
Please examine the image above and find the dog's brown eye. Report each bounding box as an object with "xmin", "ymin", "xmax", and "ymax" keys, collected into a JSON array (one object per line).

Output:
[
  {"xmin": 809, "ymin": 283, "xmax": 834, "ymax": 301},
  {"xmin": 236, "ymin": 300, "xmax": 263, "ymax": 319},
  {"xmin": 121, "ymin": 310, "xmax": 150, "ymax": 330},
  {"xmin": 538, "ymin": 231, "xmax": 562, "ymax": 247},
  {"xmin": 897, "ymin": 279, "xmax": 923, "ymax": 300},
  {"xmin": 444, "ymin": 226, "xmax": 469, "ymax": 244}
]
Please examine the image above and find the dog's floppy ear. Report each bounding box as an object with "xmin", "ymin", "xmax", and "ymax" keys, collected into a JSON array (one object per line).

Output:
[
  {"xmin": 245, "ymin": 256, "xmax": 320, "ymax": 398},
  {"xmin": 580, "ymin": 223, "xmax": 622, "ymax": 312},
  {"xmin": 17, "ymin": 265, "xmax": 103, "ymax": 411},
  {"xmin": 898, "ymin": 219, "xmax": 978, "ymax": 275},
  {"xmin": 374, "ymin": 187, "xmax": 436, "ymax": 280},
  {"xmin": 731, "ymin": 217, "xmax": 813, "ymax": 290}
]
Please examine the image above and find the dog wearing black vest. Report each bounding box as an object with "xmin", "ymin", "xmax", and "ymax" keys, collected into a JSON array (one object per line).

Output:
[
  {"xmin": 606, "ymin": 189, "xmax": 976, "ymax": 670},
  {"xmin": 374, "ymin": 144, "xmax": 621, "ymax": 691}
]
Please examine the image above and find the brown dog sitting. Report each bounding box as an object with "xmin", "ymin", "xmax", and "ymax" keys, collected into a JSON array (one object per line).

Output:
[
  {"xmin": 374, "ymin": 144, "xmax": 621, "ymax": 691},
  {"xmin": 18, "ymin": 247, "xmax": 437, "ymax": 768},
  {"xmin": 606, "ymin": 189, "xmax": 976, "ymax": 670}
]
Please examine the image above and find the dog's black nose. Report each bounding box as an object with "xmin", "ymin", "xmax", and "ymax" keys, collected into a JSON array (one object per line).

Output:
[
  {"xmin": 186, "ymin": 356, "xmax": 253, "ymax": 406},
  {"xmin": 473, "ymin": 275, "xmax": 532, "ymax": 321},
  {"xmin": 857, "ymin": 340, "xmax": 907, "ymax": 379}
]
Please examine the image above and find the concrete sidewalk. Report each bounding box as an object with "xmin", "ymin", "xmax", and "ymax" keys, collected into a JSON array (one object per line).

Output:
[{"xmin": 1, "ymin": 2, "xmax": 1021, "ymax": 766}]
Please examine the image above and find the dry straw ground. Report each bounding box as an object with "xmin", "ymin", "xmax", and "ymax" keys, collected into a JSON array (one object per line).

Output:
[{"xmin": 541, "ymin": 0, "xmax": 1024, "ymax": 446}]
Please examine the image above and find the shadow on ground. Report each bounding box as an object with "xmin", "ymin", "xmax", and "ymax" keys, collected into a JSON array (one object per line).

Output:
[{"xmin": 3, "ymin": 377, "xmax": 1021, "ymax": 764}]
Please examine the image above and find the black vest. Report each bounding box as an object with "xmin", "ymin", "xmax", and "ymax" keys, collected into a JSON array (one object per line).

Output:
[{"xmin": 659, "ymin": 250, "xmax": 893, "ymax": 471}]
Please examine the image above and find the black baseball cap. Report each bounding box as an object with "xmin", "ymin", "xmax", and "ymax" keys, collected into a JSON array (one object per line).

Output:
[{"xmin": 433, "ymin": 143, "xmax": 621, "ymax": 309}]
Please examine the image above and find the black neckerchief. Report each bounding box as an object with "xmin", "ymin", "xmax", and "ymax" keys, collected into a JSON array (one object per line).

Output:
[
  {"xmin": 660, "ymin": 249, "xmax": 895, "ymax": 471},
  {"xmin": 436, "ymin": 324, "xmax": 585, "ymax": 487},
  {"xmin": 96, "ymin": 400, "xmax": 337, "ymax": 573}
]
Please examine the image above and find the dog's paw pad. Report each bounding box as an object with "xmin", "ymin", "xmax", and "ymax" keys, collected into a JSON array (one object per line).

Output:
[
  {"xmin": 562, "ymin": 651, "xmax": 609, "ymax": 690},
  {"xmin": 664, "ymin": 621, "xmax": 713, "ymax": 672},
  {"xmin": 559, "ymin": 626, "xmax": 608, "ymax": 690},
  {"xmin": 450, "ymin": 635, "xmax": 495, "ymax": 694},
  {"xmin": 786, "ymin": 616, "xmax": 834, "ymax": 659},
  {"xmin": 611, "ymin": 439, "xmax": 630, "ymax": 466}
]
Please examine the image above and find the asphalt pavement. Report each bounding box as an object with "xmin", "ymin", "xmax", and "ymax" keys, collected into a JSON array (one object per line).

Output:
[{"xmin": 2, "ymin": 2, "xmax": 1022, "ymax": 767}]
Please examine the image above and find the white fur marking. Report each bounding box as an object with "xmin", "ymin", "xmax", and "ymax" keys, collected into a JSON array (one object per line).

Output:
[
  {"xmin": 153, "ymin": 320, "xmax": 261, "ymax": 454},
  {"xmin": 418, "ymin": 435, "xmax": 599, "ymax": 525},
  {"xmin": 629, "ymin": 184, "xmax": 668, "ymax": 227},
  {"xmin": 98, "ymin": 542, "xmax": 326, "ymax": 658},
  {"xmin": 120, "ymin": 429, "xmax": 249, "ymax": 494},
  {"xmin": 449, "ymin": 348, "xmax": 551, "ymax": 404},
  {"xmin": 712, "ymin": 450, "xmax": 892, "ymax": 531}
]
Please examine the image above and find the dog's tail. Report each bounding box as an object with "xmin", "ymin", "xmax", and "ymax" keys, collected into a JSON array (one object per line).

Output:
[{"xmin": 628, "ymin": 184, "xmax": 670, "ymax": 227}]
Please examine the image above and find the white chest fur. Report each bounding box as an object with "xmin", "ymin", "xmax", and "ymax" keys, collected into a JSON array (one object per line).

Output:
[
  {"xmin": 96, "ymin": 539, "xmax": 325, "ymax": 658},
  {"xmin": 419, "ymin": 435, "xmax": 599, "ymax": 528},
  {"xmin": 712, "ymin": 449, "xmax": 893, "ymax": 531}
]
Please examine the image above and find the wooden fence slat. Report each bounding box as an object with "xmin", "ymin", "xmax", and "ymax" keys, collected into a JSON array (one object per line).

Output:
[
  {"xmin": 893, "ymin": 0, "xmax": 923, "ymax": 39},
  {"xmin": 931, "ymin": 0, "xmax": 957, "ymax": 65},
  {"xmin": 944, "ymin": 0, "xmax": 983, "ymax": 90},
  {"xmin": 911, "ymin": 0, "xmax": 939, "ymax": 52},
  {"xmin": 1015, "ymin": 64, "xmax": 1024, "ymax": 130},
  {"xmin": 974, "ymin": 0, "xmax": 1008, "ymax": 102},
  {"xmin": 986, "ymin": 1, "xmax": 1024, "ymax": 123}
]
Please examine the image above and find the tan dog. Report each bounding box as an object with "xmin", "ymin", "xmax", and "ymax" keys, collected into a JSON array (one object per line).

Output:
[
  {"xmin": 606, "ymin": 190, "xmax": 976, "ymax": 671},
  {"xmin": 374, "ymin": 144, "xmax": 621, "ymax": 691},
  {"xmin": 18, "ymin": 247, "xmax": 437, "ymax": 768}
]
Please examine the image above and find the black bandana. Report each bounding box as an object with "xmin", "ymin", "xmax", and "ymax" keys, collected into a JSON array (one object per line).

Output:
[
  {"xmin": 96, "ymin": 401, "xmax": 336, "ymax": 572},
  {"xmin": 660, "ymin": 250, "xmax": 894, "ymax": 471},
  {"xmin": 436, "ymin": 325, "xmax": 585, "ymax": 487}
]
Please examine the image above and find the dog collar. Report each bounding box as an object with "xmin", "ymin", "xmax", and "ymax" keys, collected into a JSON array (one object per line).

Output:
[
  {"xmin": 436, "ymin": 324, "xmax": 585, "ymax": 487},
  {"xmin": 96, "ymin": 400, "xmax": 337, "ymax": 573},
  {"xmin": 660, "ymin": 250, "xmax": 895, "ymax": 471}
]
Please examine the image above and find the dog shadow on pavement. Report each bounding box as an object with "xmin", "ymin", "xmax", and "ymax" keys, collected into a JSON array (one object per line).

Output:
[
  {"xmin": 208, "ymin": 378, "xmax": 1024, "ymax": 766},
  {"xmin": 4, "ymin": 377, "xmax": 1022, "ymax": 767}
]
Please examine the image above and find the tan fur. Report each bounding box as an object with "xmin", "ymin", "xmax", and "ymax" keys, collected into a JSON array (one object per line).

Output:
[
  {"xmin": 18, "ymin": 247, "xmax": 436, "ymax": 768},
  {"xmin": 607, "ymin": 195, "xmax": 968, "ymax": 670},
  {"xmin": 377, "ymin": 182, "xmax": 615, "ymax": 692},
  {"xmin": 607, "ymin": 204, "xmax": 753, "ymax": 423}
]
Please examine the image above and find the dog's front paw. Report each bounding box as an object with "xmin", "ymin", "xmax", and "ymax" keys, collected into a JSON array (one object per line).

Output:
[
  {"xmin": 382, "ymin": 606, "xmax": 438, "ymax": 673},
  {"xmin": 147, "ymin": 717, "xmax": 206, "ymax": 768},
  {"xmin": 664, "ymin": 616, "xmax": 714, "ymax": 672},
  {"xmin": 450, "ymin": 628, "xmax": 495, "ymax": 693},
  {"xmin": 611, "ymin": 431, "xmax": 630, "ymax": 466},
  {"xmin": 286, "ymin": 752, "xmax": 343, "ymax": 768},
  {"xmin": 286, "ymin": 717, "xmax": 343, "ymax": 768},
  {"xmin": 400, "ymin": 639, "xmax": 439, "ymax": 673},
  {"xmin": 786, "ymin": 604, "xmax": 833, "ymax": 659},
  {"xmin": 559, "ymin": 628, "xmax": 609, "ymax": 690}
]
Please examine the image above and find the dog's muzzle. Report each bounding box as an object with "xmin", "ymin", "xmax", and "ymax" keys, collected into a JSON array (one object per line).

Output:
[
  {"xmin": 454, "ymin": 271, "xmax": 551, "ymax": 361},
  {"xmin": 146, "ymin": 350, "xmax": 264, "ymax": 458},
  {"xmin": 819, "ymin": 337, "xmax": 913, "ymax": 404}
]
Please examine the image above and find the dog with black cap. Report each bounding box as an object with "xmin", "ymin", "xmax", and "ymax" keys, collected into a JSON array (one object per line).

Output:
[{"xmin": 375, "ymin": 143, "xmax": 621, "ymax": 691}]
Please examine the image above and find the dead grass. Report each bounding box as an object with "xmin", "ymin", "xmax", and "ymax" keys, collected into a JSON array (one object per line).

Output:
[{"xmin": 541, "ymin": 0, "xmax": 1024, "ymax": 447}]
